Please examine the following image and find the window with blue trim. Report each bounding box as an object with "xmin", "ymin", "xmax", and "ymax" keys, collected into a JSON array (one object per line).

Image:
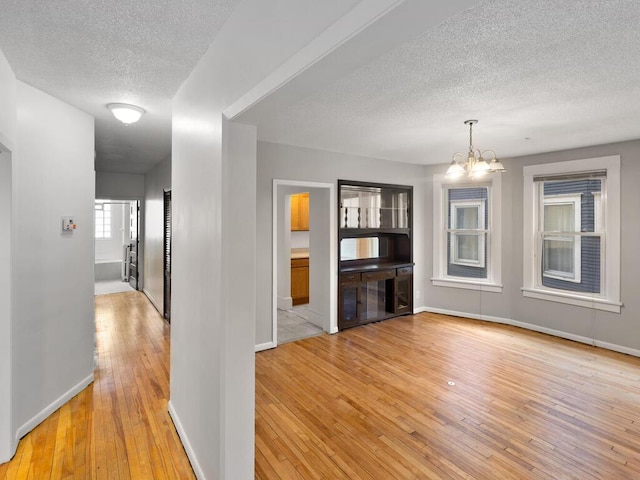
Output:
[
  {"xmin": 537, "ymin": 179, "xmax": 602, "ymax": 294},
  {"xmin": 447, "ymin": 188, "xmax": 488, "ymax": 278}
]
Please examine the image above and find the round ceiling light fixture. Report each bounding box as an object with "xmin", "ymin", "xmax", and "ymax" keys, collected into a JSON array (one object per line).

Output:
[{"xmin": 107, "ymin": 103, "xmax": 146, "ymax": 125}]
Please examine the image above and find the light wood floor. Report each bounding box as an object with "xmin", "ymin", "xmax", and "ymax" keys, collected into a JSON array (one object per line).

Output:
[
  {"xmin": 256, "ymin": 312, "xmax": 640, "ymax": 479},
  {"xmin": 0, "ymin": 291, "xmax": 194, "ymax": 479},
  {"xmin": 4, "ymin": 296, "xmax": 640, "ymax": 479}
]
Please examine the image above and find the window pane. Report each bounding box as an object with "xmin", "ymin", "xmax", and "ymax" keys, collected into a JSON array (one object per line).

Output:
[
  {"xmin": 456, "ymin": 207, "xmax": 479, "ymax": 229},
  {"xmin": 543, "ymin": 238, "xmax": 574, "ymax": 276},
  {"xmin": 544, "ymin": 204, "xmax": 574, "ymax": 232},
  {"xmin": 456, "ymin": 234, "xmax": 479, "ymax": 262}
]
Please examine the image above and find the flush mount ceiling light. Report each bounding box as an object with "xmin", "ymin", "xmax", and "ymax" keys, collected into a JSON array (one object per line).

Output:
[
  {"xmin": 446, "ymin": 120, "xmax": 505, "ymax": 178},
  {"xmin": 107, "ymin": 103, "xmax": 145, "ymax": 125}
]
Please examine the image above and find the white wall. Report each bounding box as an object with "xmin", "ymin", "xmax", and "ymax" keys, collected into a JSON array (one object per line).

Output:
[
  {"xmin": 257, "ymin": 141, "xmax": 427, "ymax": 345},
  {"xmin": 143, "ymin": 155, "xmax": 171, "ymax": 314},
  {"xmin": 12, "ymin": 82, "xmax": 95, "ymax": 447},
  {"xmin": 307, "ymin": 188, "xmax": 332, "ymax": 330},
  {"xmin": 0, "ymin": 47, "xmax": 16, "ymax": 462},
  {"xmin": 95, "ymin": 172, "xmax": 144, "ymax": 199},
  {"xmin": 290, "ymin": 231, "xmax": 309, "ymax": 249},
  {"xmin": 422, "ymin": 139, "xmax": 640, "ymax": 355}
]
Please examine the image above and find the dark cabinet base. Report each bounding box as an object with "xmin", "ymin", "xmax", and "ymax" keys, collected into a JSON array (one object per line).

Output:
[{"xmin": 338, "ymin": 266, "xmax": 413, "ymax": 330}]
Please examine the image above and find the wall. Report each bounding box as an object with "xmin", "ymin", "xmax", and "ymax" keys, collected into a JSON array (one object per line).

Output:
[
  {"xmin": 0, "ymin": 47, "xmax": 15, "ymax": 463},
  {"xmin": 290, "ymin": 231, "xmax": 309, "ymax": 248},
  {"xmin": 256, "ymin": 141, "xmax": 426, "ymax": 346},
  {"xmin": 422, "ymin": 139, "xmax": 640, "ymax": 354},
  {"xmin": 143, "ymin": 155, "xmax": 171, "ymax": 314},
  {"xmin": 12, "ymin": 82, "xmax": 95, "ymax": 447},
  {"xmin": 95, "ymin": 172, "xmax": 144, "ymax": 199}
]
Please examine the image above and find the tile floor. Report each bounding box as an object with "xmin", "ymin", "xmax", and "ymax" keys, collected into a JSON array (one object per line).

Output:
[
  {"xmin": 278, "ymin": 305, "xmax": 324, "ymax": 344},
  {"xmin": 95, "ymin": 279, "xmax": 135, "ymax": 295}
]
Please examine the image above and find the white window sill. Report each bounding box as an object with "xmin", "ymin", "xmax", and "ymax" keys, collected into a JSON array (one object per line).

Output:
[
  {"xmin": 431, "ymin": 278, "xmax": 503, "ymax": 293},
  {"xmin": 521, "ymin": 288, "xmax": 621, "ymax": 313}
]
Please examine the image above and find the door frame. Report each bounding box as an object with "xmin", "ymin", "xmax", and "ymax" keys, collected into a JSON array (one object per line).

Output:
[
  {"xmin": 94, "ymin": 196, "xmax": 144, "ymax": 291},
  {"xmin": 271, "ymin": 179, "xmax": 337, "ymax": 348},
  {"xmin": 0, "ymin": 142, "xmax": 13, "ymax": 461}
]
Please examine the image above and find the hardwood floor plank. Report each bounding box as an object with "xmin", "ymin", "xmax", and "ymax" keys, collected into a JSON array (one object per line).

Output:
[
  {"xmin": 0, "ymin": 291, "xmax": 194, "ymax": 479},
  {"xmin": 256, "ymin": 312, "xmax": 640, "ymax": 479}
]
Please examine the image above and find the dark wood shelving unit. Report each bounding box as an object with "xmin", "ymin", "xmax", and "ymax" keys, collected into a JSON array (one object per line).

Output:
[{"xmin": 338, "ymin": 180, "xmax": 413, "ymax": 330}]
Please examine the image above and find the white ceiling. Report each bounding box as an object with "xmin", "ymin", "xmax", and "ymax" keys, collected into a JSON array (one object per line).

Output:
[
  {"xmin": 0, "ymin": 0, "xmax": 241, "ymax": 173},
  {"xmin": 252, "ymin": 0, "xmax": 640, "ymax": 165},
  {"xmin": 2, "ymin": 1, "xmax": 640, "ymax": 173}
]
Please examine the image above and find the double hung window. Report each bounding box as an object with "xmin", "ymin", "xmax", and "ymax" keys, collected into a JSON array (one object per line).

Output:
[
  {"xmin": 523, "ymin": 156, "xmax": 620, "ymax": 312},
  {"xmin": 432, "ymin": 175, "xmax": 502, "ymax": 292}
]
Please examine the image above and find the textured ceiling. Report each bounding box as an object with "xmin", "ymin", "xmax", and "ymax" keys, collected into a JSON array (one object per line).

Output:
[
  {"xmin": 0, "ymin": 0, "xmax": 240, "ymax": 173},
  {"xmin": 2, "ymin": 1, "xmax": 640, "ymax": 173},
  {"xmin": 256, "ymin": 0, "xmax": 640, "ymax": 165}
]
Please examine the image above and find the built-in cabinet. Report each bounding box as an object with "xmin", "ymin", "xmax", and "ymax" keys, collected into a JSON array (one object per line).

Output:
[
  {"xmin": 291, "ymin": 257, "xmax": 309, "ymax": 305},
  {"xmin": 290, "ymin": 193, "xmax": 309, "ymax": 231},
  {"xmin": 338, "ymin": 180, "xmax": 413, "ymax": 330}
]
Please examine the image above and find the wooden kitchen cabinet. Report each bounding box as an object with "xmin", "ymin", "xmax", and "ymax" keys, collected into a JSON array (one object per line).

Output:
[
  {"xmin": 291, "ymin": 257, "xmax": 309, "ymax": 305},
  {"xmin": 291, "ymin": 193, "xmax": 309, "ymax": 231}
]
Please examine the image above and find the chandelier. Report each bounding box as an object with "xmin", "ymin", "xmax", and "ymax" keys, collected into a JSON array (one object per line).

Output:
[{"xmin": 446, "ymin": 120, "xmax": 505, "ymax": 178}]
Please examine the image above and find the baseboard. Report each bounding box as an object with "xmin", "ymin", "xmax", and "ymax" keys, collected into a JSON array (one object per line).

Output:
[
  {"xmin": 420, "ymin": 306, "xmax": 640, "ymax": 359},
  {"xmin": 143, "ymin": 288, "xmax": 162, "ymax": 315},
  {"xmin": 277, "ymin": 296, "xmax": 293, "ymax": 311},
  {"xmin": 255, "ymin": 341, "xmax": 275, "ymax": 352},
  {"xmin": 16, "ymin": 373, "xmax": 94, "ymax": 442},
  {"xmin": 413, "ymin": 306, "xmax": 428, "ymax": 314},
  {"xmin": 168, "ymin": 400, "xmax": 205, "ymax": 480}
]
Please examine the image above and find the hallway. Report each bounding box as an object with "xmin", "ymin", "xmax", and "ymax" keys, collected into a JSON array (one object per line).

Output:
[{"xmin": 0, "ymin": 292, "xmax": 194, "ymax": 479}]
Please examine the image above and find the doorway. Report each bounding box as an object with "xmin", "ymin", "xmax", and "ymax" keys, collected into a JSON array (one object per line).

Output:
[
  {"xmin": 272, "ymin": 180, "xmax": 337, "ymax": 347},
  {"xmin": 94, "ymin": 199, "xmax": 140, "ymax": 295}
]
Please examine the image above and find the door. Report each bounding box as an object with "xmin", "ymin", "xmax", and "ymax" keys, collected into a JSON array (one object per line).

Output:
[
  {"xmin": 163, "ymin": 191, "xmax": 171, "ymax": 322},
  {"xmin": 128, "ymin": 201, "xmax": 140, "ymax": 290}
]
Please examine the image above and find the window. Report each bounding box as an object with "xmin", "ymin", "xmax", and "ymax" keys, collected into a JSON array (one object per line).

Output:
[
  {"xmin": 95, "ymin": 201, "xmax": 111, "ymax": 239},
  {"xmin": 542, "ymin": 195, "xmax": 582, "ymax": 283},
  {"xmin": 523, "ymin": 156, "xmax": 620, "ymax": 313},
  {"xmin": 432, "ymin": 174, "xmax": 502, "ymax": 292},
  {"xmin": 449, "ymin": 199, "xmax": 486, "ymax": 268}
]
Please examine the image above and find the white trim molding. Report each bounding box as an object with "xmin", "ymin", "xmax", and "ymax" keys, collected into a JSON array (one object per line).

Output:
[
  {"xmin": 432, "ymin": 173, "xmax": 502, "ymax": 292},
  {"xmin": 420, "ymin": 307, "xmax": 640, "ymax": 358},
  {"xmin": 522, "ymin": 155, "xmax": 621, "ymax": 312},
  {"xmin": 431, "ymin": 278, "xmax": 503, "ymax": 293},
  {"xmin": 16, "ymin": 373, "xmax": 93, "ymax": 442},
  {"xmin": 168, "ymin": 401, "xmax": 205, "ymax": 480},
  {"xmin": 255, "ymin": 342, "xmax": 276, "ymax": 353}
]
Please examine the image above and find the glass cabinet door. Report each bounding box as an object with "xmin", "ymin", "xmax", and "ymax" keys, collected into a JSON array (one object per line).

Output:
[
  {"xmin": 360, "ymin": 280, "xmax": 387, "ymax": 322},
  {"xmin": 395, "ymin": 275, "xmax": 412, "ymax": 314},
  {"xmin": 340, "ymin": 283, "xmax": 359, "ymax": 327}
]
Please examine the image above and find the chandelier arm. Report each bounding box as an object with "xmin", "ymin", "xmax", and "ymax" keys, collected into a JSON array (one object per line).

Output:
[{"xmin": 481, "ymin": 149, "xmax": 497, "ymax": 161}]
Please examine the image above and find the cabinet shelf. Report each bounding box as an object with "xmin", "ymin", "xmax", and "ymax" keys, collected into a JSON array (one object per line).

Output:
[{"xmin": 339, "ymin": 228, "xmax": 411, "ymax": 237}]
